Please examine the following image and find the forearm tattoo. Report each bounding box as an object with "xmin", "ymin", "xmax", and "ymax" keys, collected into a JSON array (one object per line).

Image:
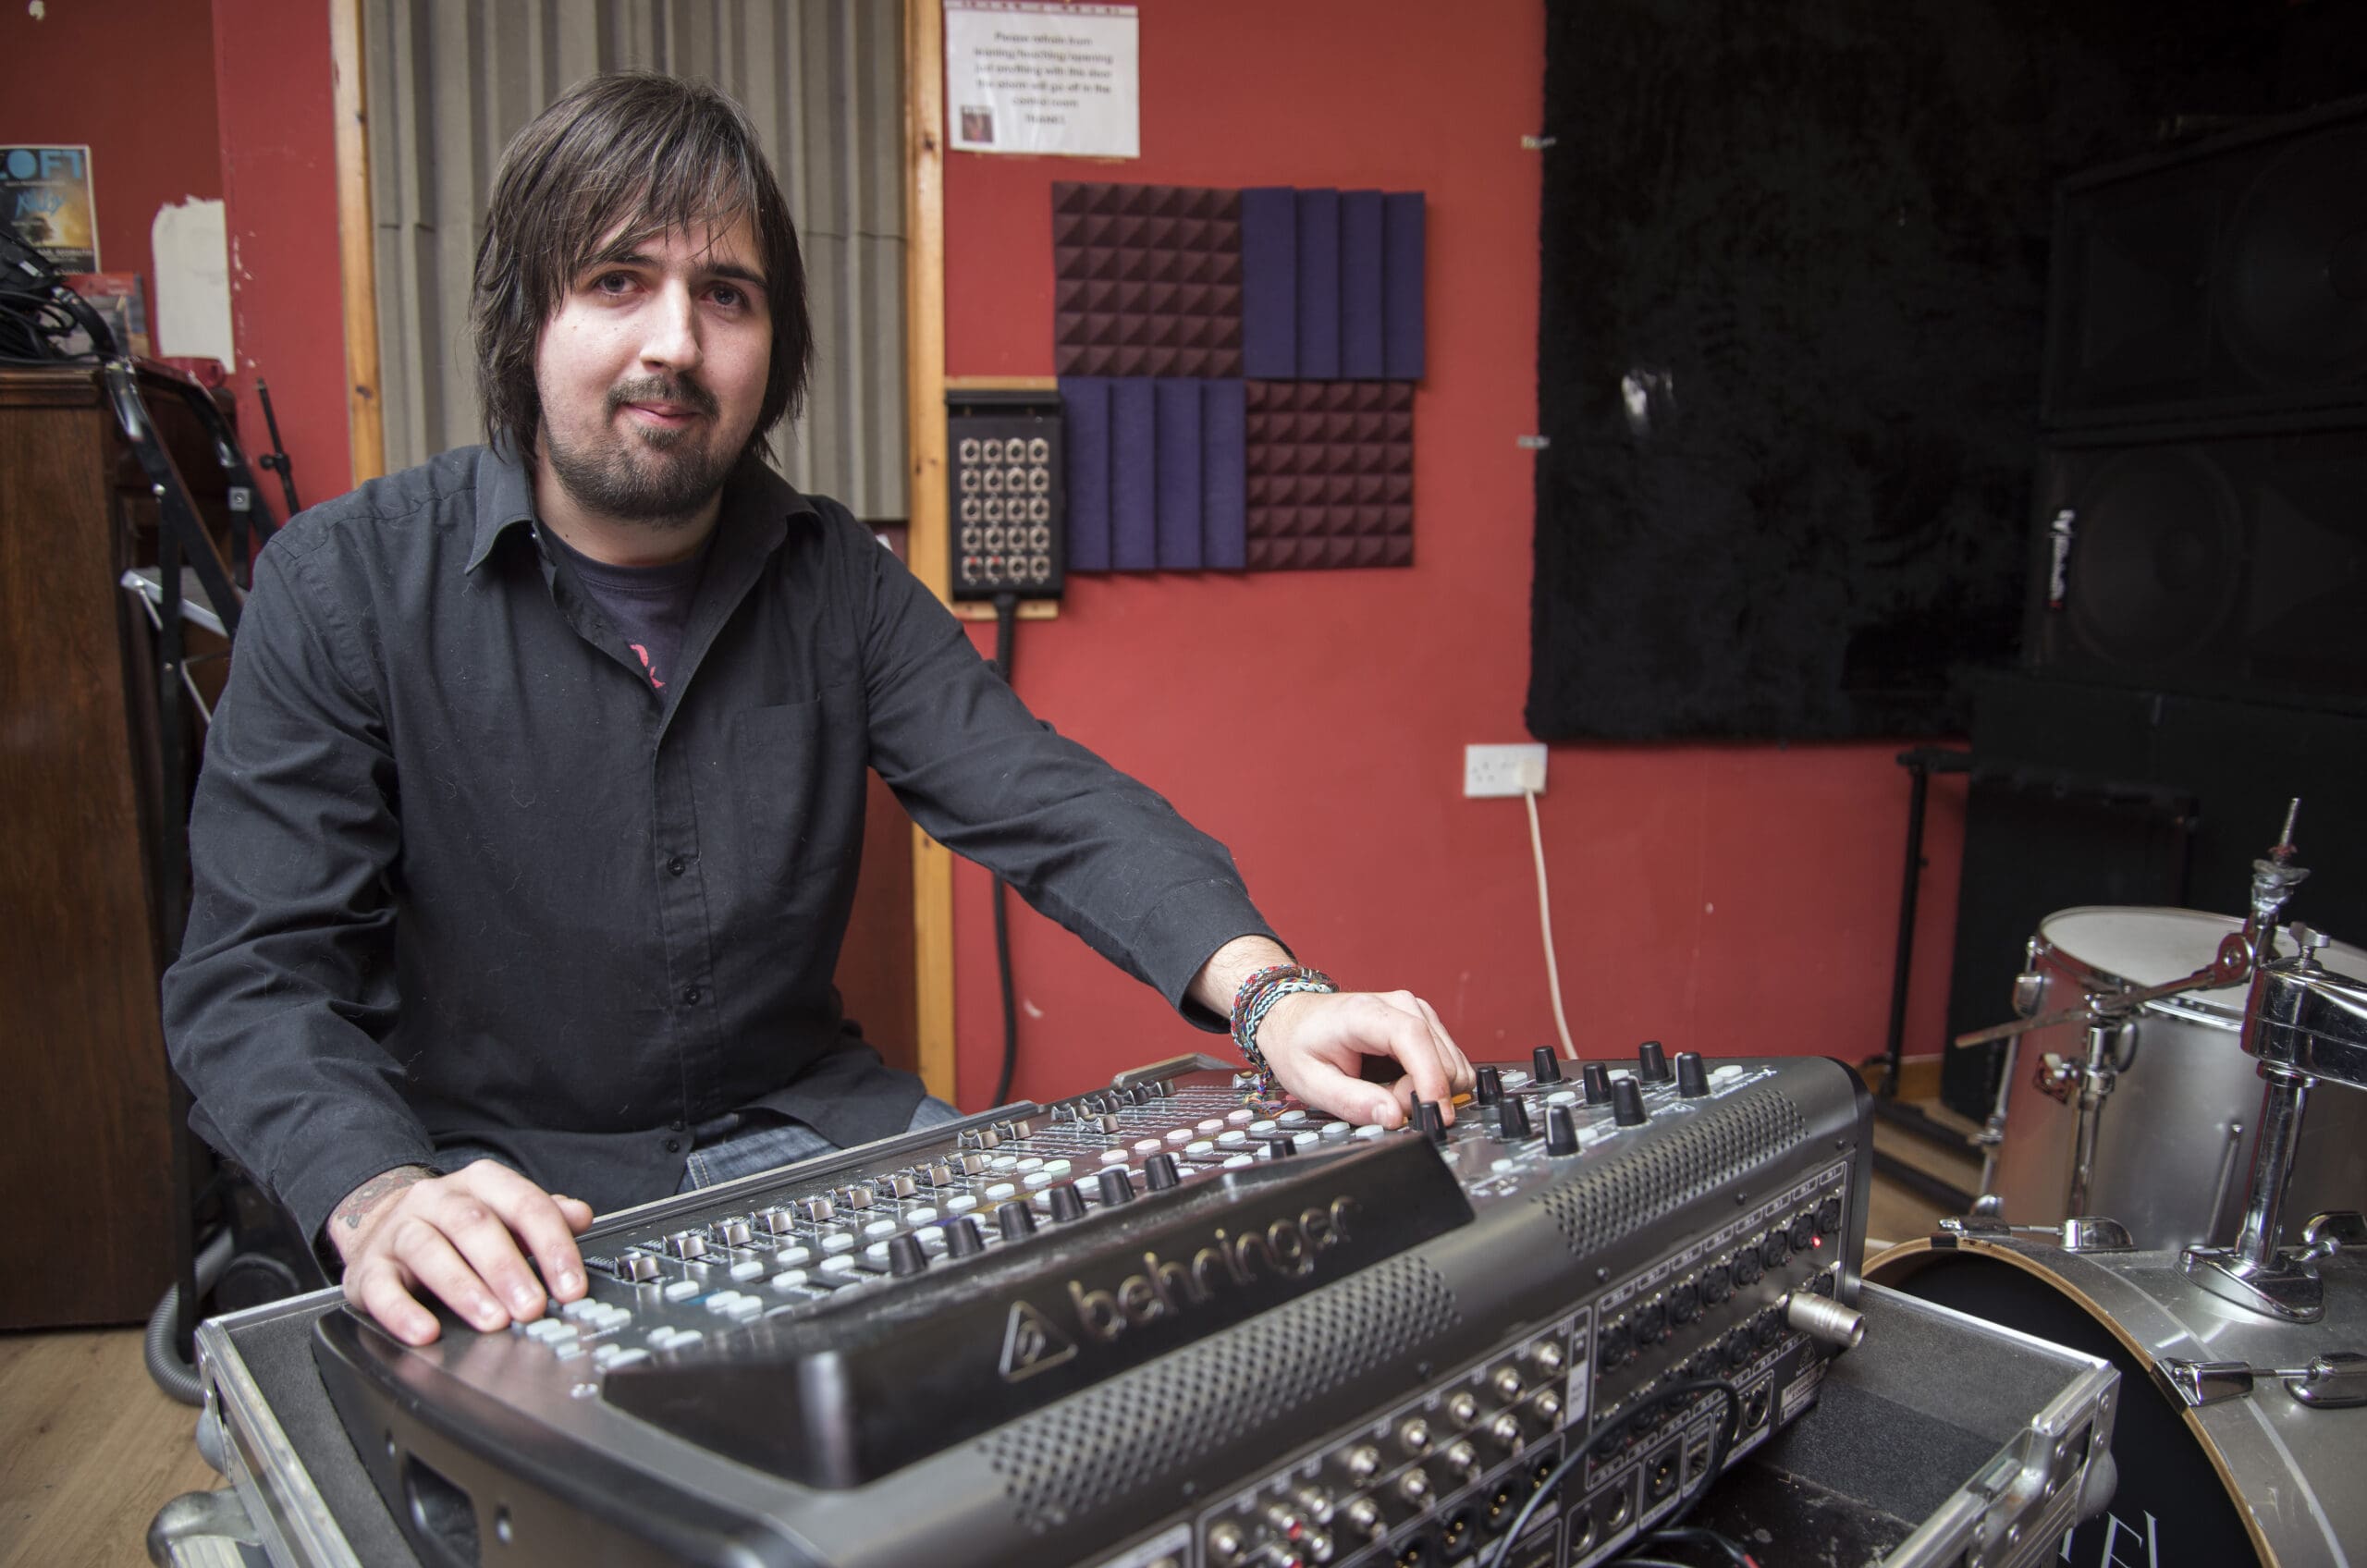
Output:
[{"xmin": 334, "ymin": 1165, "xmax": 434, "ymax": 1233}]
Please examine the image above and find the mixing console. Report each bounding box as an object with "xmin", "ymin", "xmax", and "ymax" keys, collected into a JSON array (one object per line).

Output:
[{"xmin": 314, "ymin": 1047, "xmax": 1871, "ymax": 1568}]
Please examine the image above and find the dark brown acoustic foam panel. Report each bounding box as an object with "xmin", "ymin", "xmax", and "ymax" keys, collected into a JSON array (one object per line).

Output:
[
  {"xmin": 1053, "ymin": 182, "xmax": 1244, "ymax": 378},
  {"xmin": 1244, "ymin": 381, "xmax": 1414, "ymax": 570}
]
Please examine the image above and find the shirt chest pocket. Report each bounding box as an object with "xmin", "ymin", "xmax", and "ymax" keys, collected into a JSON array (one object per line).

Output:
[{"xmin": 719, "ymin": 683, "xmax": 871, "ymax": 899}]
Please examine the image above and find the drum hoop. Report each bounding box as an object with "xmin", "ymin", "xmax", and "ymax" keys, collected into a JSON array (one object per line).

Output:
[
  {"xmin": 2029, "ymin": 923, "xmax": 2246, "ymax": 1031},
  {"xmin": 1864, "ymin": 1237, "xmax": 2276, "ymax": 1567}
]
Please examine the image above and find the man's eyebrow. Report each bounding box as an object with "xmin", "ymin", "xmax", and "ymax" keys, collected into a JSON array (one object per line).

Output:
[{"xmin": 578, "ymin": 247, "xmax": 767, "ymax": 291}]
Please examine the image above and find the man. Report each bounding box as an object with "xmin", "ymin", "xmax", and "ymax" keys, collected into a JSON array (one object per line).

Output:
[{"xmin": 164, "ymin": 73, "xmax": 1471, "ymax": 1350}]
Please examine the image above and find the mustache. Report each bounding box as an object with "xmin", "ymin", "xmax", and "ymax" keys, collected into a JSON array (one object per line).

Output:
[{"xmin": 607, "ymin": 374, "xmax": 719, "ymax": 418}]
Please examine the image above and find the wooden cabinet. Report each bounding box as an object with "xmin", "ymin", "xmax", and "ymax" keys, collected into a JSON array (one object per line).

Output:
[{"xmin": 0, "ymin": 364, "xmax": 234, "ymax": 1328}]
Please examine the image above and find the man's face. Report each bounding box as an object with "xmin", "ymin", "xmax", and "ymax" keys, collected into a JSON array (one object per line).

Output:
[{"xmin": 533, "ymin": 214, "xmax": 771, "ymax": 528}]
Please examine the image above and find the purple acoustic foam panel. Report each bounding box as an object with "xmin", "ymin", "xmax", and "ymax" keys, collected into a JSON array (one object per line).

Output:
[
  {"xmin": 1383, "ymin": 191, "xmax": 1426, "ymax": 381},
  {"xmin": 1154, "ymin": 379, "xmax": 1204, "ymax": 570},
  {"xmin": 1244, "ymin": 381, "xmax": 1415, "ymax": 570},
  {"xmin": 1110, "ymin": 378, "xmax": 1158, "ymax": 570},
  {"xmin": 1202, "ymin": 380, "xmax": 1247, "ymax": 570},
  {"xmin": 1294, "ymin": 189, "xmax": 1341, "ymax": 380},
  {"xmin": 1341, "ymin": 191, "xmax": 1386, "ymax": 379},
  {"xmin": 1052, "ymin": 182, "xmax": 1243, "ymax": 379},
  {"xmin": 1239, "ymin": 187, "xmax": 1298, "ymax": 379},
  {"xmin": 1059, "ymin": 377, "xmax": 1112, "ymax": 572}
]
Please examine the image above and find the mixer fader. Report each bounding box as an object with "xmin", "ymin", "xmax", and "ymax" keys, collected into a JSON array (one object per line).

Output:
[{"xmin": 314, "ymin": 1047, "xmax": 1873, "ymax": 1568}]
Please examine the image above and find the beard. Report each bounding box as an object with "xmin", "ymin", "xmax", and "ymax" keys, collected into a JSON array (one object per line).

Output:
[{"xmin": 540, "ymin": 374, "xmax": 739, "ymax": 529}]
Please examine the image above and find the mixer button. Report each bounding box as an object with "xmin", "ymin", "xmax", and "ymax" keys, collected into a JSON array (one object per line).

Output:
[
  {"xmin": 1320, "ymin": 1121, "xmax": 1351, "ymax": 1140},
  {"xmin": 1227, "ymin": 1108, "xmax": 1256, "ymax": 1125},
  {"xmin": 1101, "ymin": 1147, "xmax": 1134, "ymax": 1164},
  {"xmin": 663, "ymin": 1280, "xmax": 701, "ymax": 1303},
  {"xmin": 1199, "ymin": 1119, "xmax": 1226, "ymax": 1134},
  {"xmin": 905, "ymin": 1206, "xmax": 938, "ymax": 1226},
  {"xmin": 1186, "ymin": 1139, "xmax": 1217, "ymax": 1157},
  {"xmin": 944, "ymin": 1194, "xmax": 978, "ymax": 1214},
  {"xmin": 984, "ymin": 1182, "xmax": 1018, "ymax": 1201},
  {"xmin": 1224, "ymin": 1154, "xmax": 1255, "ymax": 1168},
  {"xmin": 1292, "ymin": 1131, "xmax": 1320, "ymax": 1151},
  {"xmin": 729, "ymin": 1259, "xmax": 765, "ymax": 1281},
  {"xmin": 1023, "ymin": 1170, "xmax": 1055, "ymax": 1190},
  {"xmin": 1278, "ymin": 1109, "xmax": 1308, "ymax": 1125},
  {"xmin": 1134, "ymin": 1138, "xmax": 1163, "ymax": 1155},
  {"xmin": 601, "ymin": 1347, "xmax": 650, "ymax": 1369},
  {"xmin": 818, "ymin": 1232, "xmax": 856, "ymax": 1255},
  {"xmin": 1353, "ymin": 1124, "xmax": 1387, "ymax": 1139},
  {"xmin": 1165, "ymin": 1128, "xmax": 1194, "ymax": 1144},
  {"xmin": 864, "ymin": 1219, "xmax": 899, "ymax": 1239},
  {"xmin": 1218, "ymin": 1130, "xmax": 1248, "ymax": 1147},
  {"xmin": 820, "ymin": 1255, "xmax": 859, "ymax": 1275},
  {"xmin": 1248, "ymin": 1119, "xmax": 1278, "ymax": 1135}
]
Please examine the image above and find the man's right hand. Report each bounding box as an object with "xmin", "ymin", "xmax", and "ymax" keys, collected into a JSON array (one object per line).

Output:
[{"xmin": 329, "ymin": 1162, "xmax": 595, "ymax": 1346}]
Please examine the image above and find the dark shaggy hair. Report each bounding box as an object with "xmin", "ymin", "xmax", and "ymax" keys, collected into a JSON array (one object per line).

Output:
[{"xmin": 472, "ymin": 72, "xmax": 812, "ymax": 465}]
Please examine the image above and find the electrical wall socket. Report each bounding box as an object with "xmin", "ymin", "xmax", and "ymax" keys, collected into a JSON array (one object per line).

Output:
[{"xmin": 1465, "ymin": 743, "xmax": 1548, "ymax": 798}]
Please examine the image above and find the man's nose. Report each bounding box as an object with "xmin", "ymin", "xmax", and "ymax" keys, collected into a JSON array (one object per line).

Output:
[{"xmin": 640, "ymin": 282, "xmax": 703, "ymax": 371}]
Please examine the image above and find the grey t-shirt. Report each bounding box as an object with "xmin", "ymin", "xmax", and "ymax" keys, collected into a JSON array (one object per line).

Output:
[{"xmin": 544, "ymin": 526, "xmax": 711, "ymax": 692}]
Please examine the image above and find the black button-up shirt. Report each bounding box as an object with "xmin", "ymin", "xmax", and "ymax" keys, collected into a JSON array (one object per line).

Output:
[{"xmin": 162, "ymin": 447, "xmax": 1272, "ymax": 1243}]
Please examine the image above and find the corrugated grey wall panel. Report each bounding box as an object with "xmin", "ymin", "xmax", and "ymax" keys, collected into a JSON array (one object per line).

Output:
[{"xmin": 364, "ymin": 0, "xmax": 908, "ymax": 519}]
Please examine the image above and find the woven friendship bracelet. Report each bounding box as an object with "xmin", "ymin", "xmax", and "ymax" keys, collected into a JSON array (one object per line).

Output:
[{"xmin": 1230, "ymin": 963, "xmax": 1338, "ymax": 1108}]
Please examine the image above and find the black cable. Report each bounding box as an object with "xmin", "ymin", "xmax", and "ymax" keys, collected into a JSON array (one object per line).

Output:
[
  {"xmin": 1483, "ymin": 1378, "xmax": 1745, "ymax": 1568},
  {"xmin": 1645, "ymin": 1526, "xmax": 1756, "ymax": 1567},
  {"xmin": 987, "ymin": 591, "xmax": 1021, "ymax": 1107}
]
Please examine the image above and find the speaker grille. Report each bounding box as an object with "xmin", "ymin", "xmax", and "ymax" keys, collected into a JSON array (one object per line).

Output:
[
  {"xmin": 1531, "ymin": 1086, "xmax": 1808, "ymax": 1257},
  {"xmin": 980, "ymin": 1256, "xmax": 1461, "ymax": 1535}
]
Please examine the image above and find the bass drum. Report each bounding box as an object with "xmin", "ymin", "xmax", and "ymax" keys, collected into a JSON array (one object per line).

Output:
[
  {"xmin": 1868, "ymin": 1236, "xmax": 2367, "ymax": 1567},
  {"xmin": 1992, "ymin": 908, "xmax": 2367, "ymax": 1250}
]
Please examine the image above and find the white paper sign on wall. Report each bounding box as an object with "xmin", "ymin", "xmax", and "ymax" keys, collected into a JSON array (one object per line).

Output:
[{"xmin": 945, "ymin": 2, "xmax": 1140, "ymax": 160}]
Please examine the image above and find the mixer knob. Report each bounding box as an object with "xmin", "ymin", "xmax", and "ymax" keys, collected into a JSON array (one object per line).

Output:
[
  {"xmin": 842, "ymin": 1184, "xmax": 876, "ymax": 1210},
  {"xmin": 1581, "ymin": 1062, "xmax": 1613, "ymax": 1106},
  {"xmin": 667, "ymin": 1231, "xmax": 709, "ymax": 1260},
  {"xmin": 801, "ymin": 1196, "xmax": 835, "ymax": 1221},
  {"xmin": 616, "ymin": 1252, "xmax": 660, "ymax": 1282},
  {"xmin": 1637, "ymin": 1040, "xmax": 1671, "ymax": 1083},
  {"xmin": 1397, "ymin": 1415, "xmax": 1432, "ymax": 1454},
  {"xmin": 1145, "ymin": 1152, "xmax": 1183, "ymax": 1191},
  {"xmin": 754, "ymin": 1207, "xmax": 796, "ymax": 1234},
  {"xmin": 1447, "ymin": 1391, "xmax": 1479, "ymax": 1425},
  {"xmin": 886, "ymin": 1232, "xmax": 929, "ymax": 1277},
  {"xmin": 1675, "ymin": 1051, "xmax": 1710, "ymax": 1097},
  {"xmin": 1475, "ymin": 1066, "xmax": 1503, "ymax": 1105},
  {"xmin": 712, "ymin": 1219, "xmax": 753, "ymax": 1246},
  {"xmin": 1341, "ymin": 1498, "xmax": 1385, "ymax": 1538},
  {"xmin": 1530, "ymin": 1046, "xmax": 1564, "ymax": 1084},
  {"xmin": 1496, "ymin": 1096, "xmax": 1532, "ymax": 1140},
  {"xmin": 1097, "ymin": 1168, "xmax": 1136, "ymax": 1206},
  {"xmin": 1396, "ymin": 1468, "xmax": 1433, "ymax": 1507},
  {"xmin": 1612, "ymin": 1078, "xmax": 1648, "ymax": 1127},
  {"xmin": 1544, "ymin": 1105, "xmax": 1580, "ymax": 1158},
  {"xmin": 1416, "ymin": 1101, "xmax": 1448, "ymax": 1143},
  {"xmin": 1491, "ymin": 1366, "xmax": 1525, "ymax": 1401},
  {"xmin": 996, "ymin": 1200, "xmax": 1037, "ymax": 1241},
  {"xmin": 1046, "ymin": 1182, "xmax": 1086, "ymax": 1223},
  {"xmin": 944, "ymin": 1217, "xmax": 987, "ymax": 1258}
]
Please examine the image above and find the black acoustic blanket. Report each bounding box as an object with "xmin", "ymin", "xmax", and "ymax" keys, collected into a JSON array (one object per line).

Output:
[{"xmin": 1527, "ymin": 0, "xmax": 2310, "ymax": 740}]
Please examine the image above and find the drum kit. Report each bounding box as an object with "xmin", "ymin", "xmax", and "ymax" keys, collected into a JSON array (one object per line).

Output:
[{"xmin": 1868, "ymin": 802, "xmax": 2367, "ymax": 1566}]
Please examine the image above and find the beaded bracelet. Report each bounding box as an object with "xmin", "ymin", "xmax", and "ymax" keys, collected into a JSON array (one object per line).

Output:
[{"xmin": 1230, "ymin": 962, "xmax": 1338, "ymax": 1109}]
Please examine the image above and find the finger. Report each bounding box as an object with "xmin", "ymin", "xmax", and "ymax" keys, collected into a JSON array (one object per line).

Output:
[
  {"xmin": 459, "ymin": 1164, "xmax": 590, "ymax": 1304},
  {"xmin": 1374, "ymin": 994, "xmax": 1457, "ymax": 1116},
  {"xmin": 1288, "ymin": 1047, "xmax": 1407, "ymax": 1128},
  {"xmin": 549, "ymin": 1193, "xmax": 597, "ymax": 1231},
  {"xmin": 412, "ymin": 1187, "xmax": 548, "ymax": 1324},
  {"xmin": 1409, "ymin": 997, "xmax": 1474, "ymax": 1088},
  {"xmin": 343, "ymin": 1258, "xmax": 442, "ymax": 1347},
  {"xmin": 379, "ymin": 1217, "xmax": 511, "ymax": 1338}
]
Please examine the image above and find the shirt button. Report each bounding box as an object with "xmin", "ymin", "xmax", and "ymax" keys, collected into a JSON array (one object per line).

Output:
[
  {"xmin": 669, "ymin": 1120, "xmax": 685, "ymax": 1133},
  {"xmin": 667, "ymin": 856, "xmax": 686, "ymax": 876},
  {"xmin": 682, "ymin": 986, "xmax": 702, "ymax": 1005},
  {"xmin": 664, "ymin": 1138, "xmax": 681, "ymax": 1153}
]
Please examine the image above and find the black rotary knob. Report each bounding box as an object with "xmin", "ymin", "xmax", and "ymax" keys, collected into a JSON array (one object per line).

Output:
[
  {"xmin": 996, "ymin": 1199, "xmax": 1037, "ymax": 1241},
  {"xmin": 1675, "ymin": 1051, "xmax": 1710, "ymax": 1098},
  {"xmin": 887, "ymin": 1232, "xmax": 929, "ymax": 1277},
  {"xmin": 944, "ymin": 1216, "xmax": 986, "ymax": 1258},
  {"xmin": 1611, "ymin": 1078, "xmax": 1648, "ymax": 1127},
  {"xmin": 1497, "ymin": 1095, "xmax": 1533, "ymax": 1140},
  {"xmin": 1417, "ymin": 1100, "xmax": 1448, "ymax": 1143},
  {"xmin": 1475, "ymin": 1066, "xmax": 1503, "ymax": 1105},
  {"xmin": 1637, "ymin": 1040, "xmax": 1670, "ymax": 1083},
  {"xmin": 1531, "ymin": 1046, "xmax": 1564, "ymax": 1083},
  {"xmin": 1046, "ymin": 1182, "xmax": 1086, "ymax": 1223},
  {"xmin": 1545, "ymin": 1105, "xmax": 1579, "ymax": 1157},
  {"xmin": 1144, "ymin": 1151, "xmax": 1182, "ymax": 1191},
  {"xmin": 1582, "ymin": 1062, "xmax": 1613, "ymax": 1106},
  {"xmin": 1097, "ymin": 1167, "xmax": 1135, "ymax": 1206}
]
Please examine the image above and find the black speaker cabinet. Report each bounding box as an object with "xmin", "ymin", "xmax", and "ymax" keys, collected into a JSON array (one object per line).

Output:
[
  {"xmin": 1940, "ymin": 670, "xmax": 2367, "ymax": 1121},
  {"xmin": 2022, "ymin": 422, "xmax": 2367, "ymax": 711},
  {"xmin": 2042, "ymin": 95, "xmax": 2367, "ymax": 432}
]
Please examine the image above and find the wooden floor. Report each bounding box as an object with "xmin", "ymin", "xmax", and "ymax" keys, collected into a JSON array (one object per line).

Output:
[
  {"xmin": 0, "ymin": 1166, "xmax": 1965, "ymax": 1568},
  {"xmin": 0, "ymin": 1322, "xmax": 223, "ymax": 1568}
]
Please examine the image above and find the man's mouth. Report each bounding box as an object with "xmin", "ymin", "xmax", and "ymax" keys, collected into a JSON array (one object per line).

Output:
[{"xmin": 608, "ymin": 378, "xmax": 718, "ymax": 429}]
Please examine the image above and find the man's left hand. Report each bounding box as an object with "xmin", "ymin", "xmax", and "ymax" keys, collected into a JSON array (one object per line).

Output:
[{"xmin": 1250, "ymin": 987, "xmax": 1475, "ymax": 1128}]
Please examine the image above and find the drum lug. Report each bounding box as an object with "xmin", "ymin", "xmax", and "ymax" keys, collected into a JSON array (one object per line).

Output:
[
  {"xmin": 2154, "ymin": 1351, "xmax": 2367, "ymax": 1410},
  {"xmin": 2010, "ymin": 969, "xmax": 2044, "ymax": 1019}
]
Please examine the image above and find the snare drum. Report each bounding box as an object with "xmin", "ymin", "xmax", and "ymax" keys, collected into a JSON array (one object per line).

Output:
[
  {"xmin": 1868, "ymin": 1237, "xmax": 2367, "ymax": 1568},
  {"xmin": 1990, "ymin": 908, "xmax": 2367, "ymax": 1250}
]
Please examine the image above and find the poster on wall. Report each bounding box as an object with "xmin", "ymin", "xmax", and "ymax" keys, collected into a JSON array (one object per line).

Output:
[
  {"xmin": 946, "ymin": 2, "xmax": 1140, "ymax": 159},
  {"xmin": 4, "ymin": 145, "xmax": 99, "ymax": 271}
]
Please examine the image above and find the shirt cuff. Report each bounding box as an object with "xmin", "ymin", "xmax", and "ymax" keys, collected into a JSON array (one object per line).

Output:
[
  {"xmin": 281, "ymin": 1136, "xmax": 441, "ymax": 1266},
  {"xmin": 1130, "ymin": 876, "xmax": 1282, "ymax": 1032}
]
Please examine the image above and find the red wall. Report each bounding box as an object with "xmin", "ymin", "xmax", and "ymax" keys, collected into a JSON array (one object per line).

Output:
[
  {"xmin": 941, "ymin": 0, "xmax": 1970, "ymax": 1107},
  {"xmin": 210, "ymin": 0, "xmax": 352, "ymax": 512},
  {"xmin": 0, "ymin": 1, "xmax": 223, "ymax": 316}
]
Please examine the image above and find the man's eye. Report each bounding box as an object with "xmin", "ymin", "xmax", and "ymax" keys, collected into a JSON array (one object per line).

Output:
[
  {"xmin": 711, "ymin": 283, "xmax": 745, "ymax": 309},
  {"xmin": 593, "ymin": 272, "xmax": 636, "ymax": 294}
]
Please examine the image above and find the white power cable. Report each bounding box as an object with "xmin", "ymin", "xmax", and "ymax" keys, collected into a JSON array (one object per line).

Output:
[{"xmin": 1525, "ymin": 787, "xmax": 1577, "ymax": 1060}]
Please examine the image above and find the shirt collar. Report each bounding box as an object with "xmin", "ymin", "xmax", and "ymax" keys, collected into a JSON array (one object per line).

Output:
[{"xmin": 464, "ymin": 443, "xmax": 819, "ymax": 573}]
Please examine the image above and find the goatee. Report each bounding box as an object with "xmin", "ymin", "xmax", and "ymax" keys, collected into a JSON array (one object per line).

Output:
[{"xmin": 542, "ymin": 374, "xmax": 736, "ymax": 529}]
